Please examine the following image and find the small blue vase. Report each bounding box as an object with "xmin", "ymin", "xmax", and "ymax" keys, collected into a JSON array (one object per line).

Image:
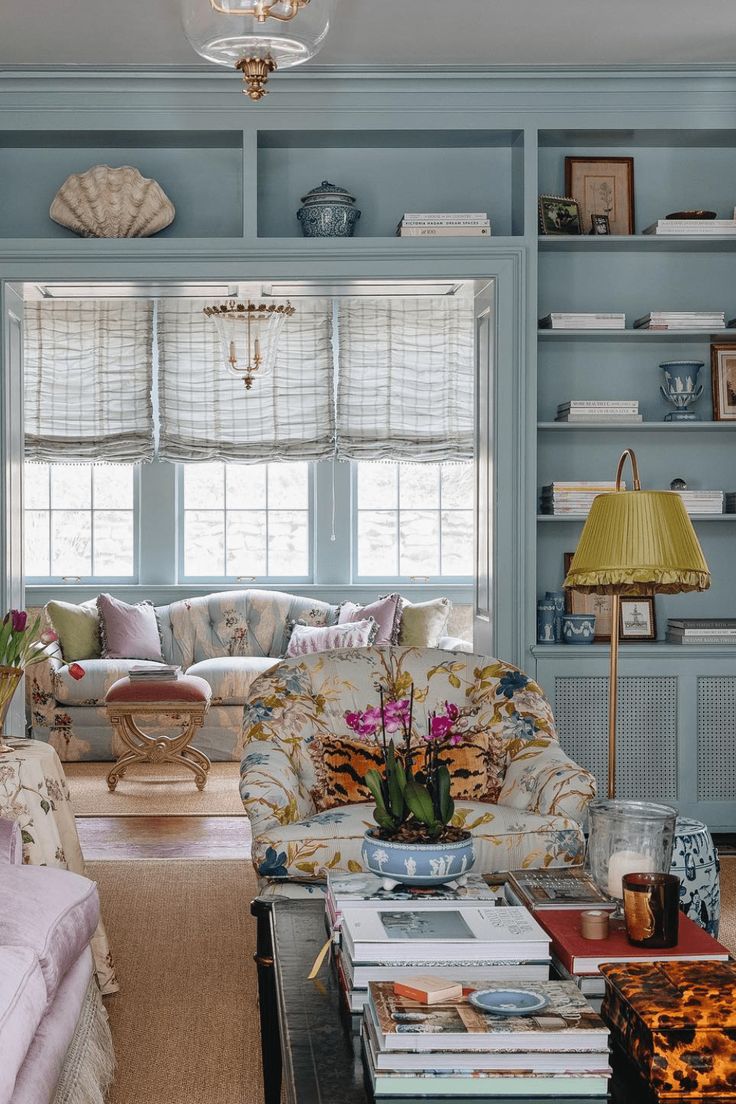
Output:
[
  {"xmin": 537, "ymin": 600, "xmax": 557, "ymax": 644},
  {"xmin": 562, "ymin": 614, "xmax": 596, "ymax": 644},
  {"xmin": 660, "ymin": 360, "xmax": 704, "ymax": 421},
  {"xmin": 545, "ymin": 591, "xmax": 566, "ymax": 642}
]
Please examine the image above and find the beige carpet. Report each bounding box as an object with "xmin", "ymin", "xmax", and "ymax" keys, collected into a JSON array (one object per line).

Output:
[
  {"xmin": 90, "ymin": 858, "xmax": 262, "ymax": 1104},
  {"xmin": 66, "ymin": 762, "xmax": 244, "ymax": 816},
  {"xmin": 719, "ymin": 855, "xmax": 736, "ymax": 954}
]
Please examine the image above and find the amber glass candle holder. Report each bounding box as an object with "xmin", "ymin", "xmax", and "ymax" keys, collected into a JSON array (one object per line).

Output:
[{"xmin": 623, "ymin": 872, "xmax": 680, "ymax": 948}]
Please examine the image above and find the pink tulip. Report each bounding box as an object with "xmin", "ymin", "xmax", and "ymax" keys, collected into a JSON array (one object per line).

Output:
[{"xmin": 40, "ymin": 629, "xmax": 58, "ymax": 644}]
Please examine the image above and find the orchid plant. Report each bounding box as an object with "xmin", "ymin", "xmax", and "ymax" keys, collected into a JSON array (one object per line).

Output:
[
  {"xmin": 345, "ymin": 684, "xmax": 472, "ymax": 843},
  {"xmin": 0, "ymin": 610, "xmax": 58, "ymax": 670}
]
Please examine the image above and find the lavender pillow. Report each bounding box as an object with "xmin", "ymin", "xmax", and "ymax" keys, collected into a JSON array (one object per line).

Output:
[
  {"xmin": 286, "ymin": 618, "xmax": 378, "ymax": 658},
  {"xmin": 337, "ymin": 593, "xmax": 403, "ymax": 645},
  {"xmin": 97, "ymin": 593, "xmax": 164, "ymax": 662}
]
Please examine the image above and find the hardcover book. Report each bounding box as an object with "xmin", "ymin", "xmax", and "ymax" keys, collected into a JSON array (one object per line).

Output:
[
  {"xmin": 600, "ymin": 960, "xmax": 736, "ymax": 1098},
  {"xmin": 341, "ymin": 905, "xmax": 549, "ymax": 965},
  {"xmin": 504, "ymin": 868, "xmax": 618, "ymax": 912},
  {"xmin": 367, "ymin": 979, "xmax": 609, "ymax": 1053},
  {"xmin": 537, "ymin": 909, "xmax": 729, "ymax": 976},
  {"xmin": 326, "ymin": 871, "xmax": 501, "ymax": 927}
]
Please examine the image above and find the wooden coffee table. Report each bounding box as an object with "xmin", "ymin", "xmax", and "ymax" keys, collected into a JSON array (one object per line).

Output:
[{"xmin": 251, "ymin": 897, "xmax": 657, "ymax": 1104}]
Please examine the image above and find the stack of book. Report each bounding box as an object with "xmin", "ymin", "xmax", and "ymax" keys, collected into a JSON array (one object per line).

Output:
[
  {"xmin": 634, "ymin": 311, "xmax": 726, "ymax": 330},
  {"xmin": 334, "ymin": 889, "xmax": 550, "ymax": 1015},
  {"xmin": 396, "ymin": 212, "xmax": 490, "ymax": 237},
  {"xmin": 643, "ymin": 218, "xmax": 736, "ymax": 235},
  {"xmin": 539, "ymin": 312, "xmax": 625, "ymax": 330},
  {"xmin": 540, "ymin": 481, "xmax": 619, "ymax": 516},
  {"xmin": 537, "ymin": 908, "xmax": 730, "ymax": 1015},
  {"xmin": 362, "ymin": 979, "xmax": 611, "ymax": 1097},
  {"xmin": 726, "ymin": 491, "xmax": 736, "ymax": 512},
  {"xmin": 128, "ymin": 664, "xmax": 181, "ymax": 682},
  {"xmin": 671, "ymin": 489, "xmax": 724, "ymax": 515},
  {"xmin": 666, "ymin": 618, "xmax": 736, "ymax": 645},
  {"xmin": 555, "ymin": 400, "xmax": 641, "ymax": 423}
]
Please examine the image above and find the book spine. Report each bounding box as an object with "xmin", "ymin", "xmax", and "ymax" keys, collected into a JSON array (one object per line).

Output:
[
  {"xmin": 398, "ymin": 226, "xmax": 490, "ymax": 236},
  {"xmin": 668, "ymin": 621, "xmax": 736, "ymax": 629},
  {"xmin": 666, "ymin": 636, "xmax": 736, "ymax": 645},
  {"xmin": 400, "ymin": 217, "xmax": 491, "ymax": 227},
  {"xmin": 558, "ymin": 402, "xmax": 639, "ymax": 410},
  {"xmin": 402, "ymin": 212, "xmax": 487, "ymax": 221}
]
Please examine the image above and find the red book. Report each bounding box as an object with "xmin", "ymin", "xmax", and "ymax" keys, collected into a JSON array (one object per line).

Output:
[{"xmin": 537, "ymin": 908, "xmax": 730, "ymax": 976}]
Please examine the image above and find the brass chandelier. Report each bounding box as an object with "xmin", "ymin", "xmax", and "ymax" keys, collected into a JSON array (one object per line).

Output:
[
  {"xmin": 203, "ymin": 300, "xmax": 295, "ymax": 390},
  {"xmin": 181, "ymin": 0, "xmax": 337, "ymax": 101}
]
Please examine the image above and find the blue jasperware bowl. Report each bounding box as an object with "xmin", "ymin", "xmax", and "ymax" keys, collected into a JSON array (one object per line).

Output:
[{"xmin": 362, "ymin": 831, "xmax": 475, "ymax": 889}]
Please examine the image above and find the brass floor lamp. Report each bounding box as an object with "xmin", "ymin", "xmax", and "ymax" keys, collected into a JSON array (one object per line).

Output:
[{"xmin": 564, "ymin": 449, "xmax": 710, "ymax": 799}]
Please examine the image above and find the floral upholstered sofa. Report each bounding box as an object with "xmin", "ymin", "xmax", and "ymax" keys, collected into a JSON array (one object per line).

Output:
[
  {"xmin": 240, "ymin": 647, "xmax": 597, "ymax": 880},
  {"xmin": 27, "ymin": 589, "xmax": 468, "ymax": 762}
]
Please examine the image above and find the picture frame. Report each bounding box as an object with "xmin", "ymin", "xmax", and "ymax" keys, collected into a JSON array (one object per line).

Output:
[
  {"xmin": 564, "ymin": 552, "xmax": 613, "ymax": 641},
  {"xmin": 710, "ymin": 343, "xmax": 736, "ymax": 421},
  {"xmin": 565, "ymin": 156, "xmax": 635, "ymax": 236},
  {"xmin": 590, "ymin": 213, "xmax": 611, "ymax": 235},
  {"xmin": 619, "ymin": 597, "xmax": 657, "ymax": 641},
  {"xmin": 538, "ymin": 195, "xmax": 582, "ymax": 236}
]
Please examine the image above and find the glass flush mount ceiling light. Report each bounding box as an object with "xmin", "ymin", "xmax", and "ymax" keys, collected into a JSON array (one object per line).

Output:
[
  {"xmin": 181, "ymin": 0, "xmax": 337, "ymax": 101},
  {"xmin": 203, "ymin": 300, "xmax": 295, "ymax": 390}
]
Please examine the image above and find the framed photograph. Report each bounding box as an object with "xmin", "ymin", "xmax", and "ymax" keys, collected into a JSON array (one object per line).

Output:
[
  {"xmin": 564, "ymin": 552, "xmax": 613, "ymax": 641},
  {"xmin": 565, "ymin": 157, "xmax": 635, "ymax": 236},
  {"xmin": 710, "ymin": 343, "xmax": 736, "ymax": 421},
  {"xmin": 539, "ymin": 195, "xmax": 582, "ymax": 236},
  {"xmin": 619, "ymin": 597, "xmax": 656, "ymax": 641},
  {"xmin": 590, "ymin": 213, "xmax": 610, "ymax": 235}
]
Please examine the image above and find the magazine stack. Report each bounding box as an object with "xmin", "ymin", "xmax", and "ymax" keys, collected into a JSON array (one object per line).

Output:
[
  {"xmin": 362, "ymin": 979, "xmax": 611, "ymax": 1097},
  {"xmin": 540, "ymin": 481, "xmax": 619, "ymax": 516},
  {"xmin": 327, "ymin": 873, "xmax": 549, "ymax": 1015},
  {"xmin": 670, "ymin": 489, "xmax": 724, "ymax": 515},
  {"xmin": 554, "ymin": 400, "xmax": 641, "ymax": 423},
  {"xmin": 538, "ymin": 312, "xmax": 625, "ymax": 330},
  {"xmin": 666, "ymin": 618, "xmax": 736, "ymax": 646},
  {"xmin": 633, "ymin": 311, "xmax": 725, "ymax": 330}
]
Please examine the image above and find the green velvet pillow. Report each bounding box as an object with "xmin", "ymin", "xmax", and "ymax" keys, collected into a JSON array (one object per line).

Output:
[
  {"xmin": 45, "ymin": 600, "xmax": 102, "ymax": 662},
  {"xmin": 398, "ymin": 597, "xmax": 452, "ymax": 647}
]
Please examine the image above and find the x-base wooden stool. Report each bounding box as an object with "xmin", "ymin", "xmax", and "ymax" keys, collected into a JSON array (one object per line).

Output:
[{"xmin": 104, "ymin": 674, "xmax": 212, "ymax": 792}]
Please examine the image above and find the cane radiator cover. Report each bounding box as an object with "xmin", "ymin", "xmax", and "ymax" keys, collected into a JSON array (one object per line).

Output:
[{"xmin": 600, "ymin": 960, "xmax": 736, "ymax": 1098}]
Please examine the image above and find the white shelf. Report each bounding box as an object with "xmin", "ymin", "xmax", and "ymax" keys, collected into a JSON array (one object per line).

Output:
[
  {"xmin": 538, "ymin": 329, "xmax": 735, "ymax": 341},
  {"xmin": 538, "ymin": 234, "xmax": 736, "ymax": 252},
  {"xmin": 538, "ymin": 422, "xmax": 736, "ymax": 431}
]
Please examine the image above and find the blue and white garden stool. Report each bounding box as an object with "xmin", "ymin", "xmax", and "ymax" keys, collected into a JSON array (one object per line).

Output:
[{"xmin": 670, "ymin": 817, "xmax": 720, "ymax": 936}]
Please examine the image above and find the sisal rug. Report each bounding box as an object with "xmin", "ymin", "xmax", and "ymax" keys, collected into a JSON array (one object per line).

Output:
[
  {"xmin": 719, "ymin": 855, "xmax": 736, "ymax": 954},
  {"xmin": 90, "ymin": 859, "xmax": 262, "ymax": 1104},
  {"xmin": 66, "ymin": 762, "xmax": 244, "ymax": 816}
]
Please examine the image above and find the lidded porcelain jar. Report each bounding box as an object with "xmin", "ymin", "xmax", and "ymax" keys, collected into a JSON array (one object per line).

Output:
[{"xmin": 297, "ymin": 180, "xmax": 361, "ymax": 237}]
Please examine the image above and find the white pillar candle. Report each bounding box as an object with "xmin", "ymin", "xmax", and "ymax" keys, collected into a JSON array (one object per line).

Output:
[{"xmin": 607, "ymin": 849, "xmax": 655, "ymax": 898}]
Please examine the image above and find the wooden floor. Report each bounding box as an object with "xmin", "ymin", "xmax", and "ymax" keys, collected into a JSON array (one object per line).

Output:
[{"xmin": 77, "ymin": 815, "xmax": 252, "ymax": 860}]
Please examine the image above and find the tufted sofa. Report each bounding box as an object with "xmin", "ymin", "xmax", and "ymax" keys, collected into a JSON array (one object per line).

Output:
[
  {"xmin": 240, "ymin": 646, "xmax": 597, "ymax": 881},
  {"xmin": 27, "ymin": 589, "xmax": 469, "ymax": 762}
]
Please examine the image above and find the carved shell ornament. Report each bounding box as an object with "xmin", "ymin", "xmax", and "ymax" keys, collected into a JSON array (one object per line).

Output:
[{"xmin": 49, "ymin": 165, "xmax": 175, "ymax": 238}]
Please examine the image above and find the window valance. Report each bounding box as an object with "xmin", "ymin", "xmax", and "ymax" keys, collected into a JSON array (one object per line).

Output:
[
  {"xmin": 156, "ymin": 298, "xmax": 335, "ymax": 463},
  {"xmin": 335, "ymin": 298, "xmax": 474, "ymax": 463},
  {"xmin": 24, "ymin": 300, "xmax": 154, "ymax": 463}
]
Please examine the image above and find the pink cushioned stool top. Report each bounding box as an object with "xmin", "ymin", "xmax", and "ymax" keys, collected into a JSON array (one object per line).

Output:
[{"xmin": 105, "ymin": 674, "xmax": 212, "ymax": 705}]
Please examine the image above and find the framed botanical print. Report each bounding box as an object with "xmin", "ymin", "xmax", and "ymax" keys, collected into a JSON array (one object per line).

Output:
[
  {"xmin": 710, "ymin": 343, "xmax": 736, "ymax": 421},
  {"xmin": 619, "ymin": 597, "xmax": 656, "ymax": 641},
  {"xmin": 565, "ymin": 156, "xmax": 635, "ymax": 236},
  {"xmin": 564, "ymin": 552, "xmax": 613, "ymax": 641}
]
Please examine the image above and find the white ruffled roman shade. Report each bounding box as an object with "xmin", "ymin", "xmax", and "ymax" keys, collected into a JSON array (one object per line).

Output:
[
  {"xmin": 24, "ymin": 300, "xmax": 154, "ymax": 463},
  {"xmin": 335, "ymin": 297, "xmax": 474, "ymax": 462},
  {"xmin": 156, "ymin": 298, "xmax": 335, "ymax": 463}
]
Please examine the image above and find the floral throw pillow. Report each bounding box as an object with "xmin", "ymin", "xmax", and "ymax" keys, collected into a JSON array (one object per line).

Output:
[{"xmin": 285, "ymin": 618, "xmax": 378, "ymax": 658}]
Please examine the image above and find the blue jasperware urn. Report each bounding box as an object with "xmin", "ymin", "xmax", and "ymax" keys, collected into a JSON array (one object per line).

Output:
[
  {"xmin": 660, "ymin": 360, "xmax": 704, "ymax": 421},
  {"xmin": 297, "ymin": 180, "xmax": 361, "ymax": 237},
  {"xmin": 561, "ymin": 613, "xmax": 596, "ymax": 644},
  {"xmin": 362, "ymin": 831, "xmax": 475, "ymax": 891}
]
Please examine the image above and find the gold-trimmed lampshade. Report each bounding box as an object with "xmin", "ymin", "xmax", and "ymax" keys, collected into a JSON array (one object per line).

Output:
[{"xmin": 564, "ymin": 489, "xmax": 710, "ymax": 595}]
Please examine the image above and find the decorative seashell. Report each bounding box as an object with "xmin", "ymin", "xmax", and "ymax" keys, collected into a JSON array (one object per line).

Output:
[{"xmin": 49, "ymin": 165, "xmax": 175, "ymax": 238}]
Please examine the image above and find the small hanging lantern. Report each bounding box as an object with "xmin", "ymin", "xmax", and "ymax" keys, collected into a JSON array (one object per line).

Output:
[{"xmin": 203, "ymin": 299, "xmax": 295, "ymax": 390}]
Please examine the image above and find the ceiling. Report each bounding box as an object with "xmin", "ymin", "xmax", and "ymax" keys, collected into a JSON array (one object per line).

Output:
[{"xmin": 1, "ymin": 0, "xmax": 735, "ymax": 69}]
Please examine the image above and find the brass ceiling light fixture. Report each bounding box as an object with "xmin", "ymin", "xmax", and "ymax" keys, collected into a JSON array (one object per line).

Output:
[
  {"xmin": 203, "ymin": 300, "xmax": 295, "ymax": 390},
  {"xmin": 181, "ymin": 0, "xmax": 337, "ymax": 101}
]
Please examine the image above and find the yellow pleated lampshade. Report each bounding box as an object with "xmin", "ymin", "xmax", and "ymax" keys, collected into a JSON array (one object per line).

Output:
[{"xmin": 564, "ymin": 490, "xmax": 711, "ymax": 595}]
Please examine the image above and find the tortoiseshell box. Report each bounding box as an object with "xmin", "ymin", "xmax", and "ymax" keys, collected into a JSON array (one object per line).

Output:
[{"xmin": 601, "ymin": 960, "xmax": 736, "ymax": 1099}]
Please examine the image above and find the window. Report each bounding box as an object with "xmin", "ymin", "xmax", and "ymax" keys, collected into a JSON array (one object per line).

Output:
[
  {"xmin": 180, "ymin": 462, "xmax": 311, "ymax": 581},
  {"xmin": 24, "ymin": 463, "xmax": 137, "ymax": 580},
  {"xmin": 354, "ymin": 462, "xmax": 474, "ymax": 580}
]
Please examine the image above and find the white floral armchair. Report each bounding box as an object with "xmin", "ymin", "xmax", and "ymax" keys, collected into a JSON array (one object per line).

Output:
[{"xmin": 240, "ymin": 647, "xmax": 596, "ymax": 881}]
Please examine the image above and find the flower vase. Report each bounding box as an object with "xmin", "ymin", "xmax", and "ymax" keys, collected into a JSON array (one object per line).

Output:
[
  {"xmin": 0, "ymin": 666, "xmax": 23, "ymax": 753},
  {"xmin": 362, "ymin": 830, "xmax": 475, "ymax": 890}
]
